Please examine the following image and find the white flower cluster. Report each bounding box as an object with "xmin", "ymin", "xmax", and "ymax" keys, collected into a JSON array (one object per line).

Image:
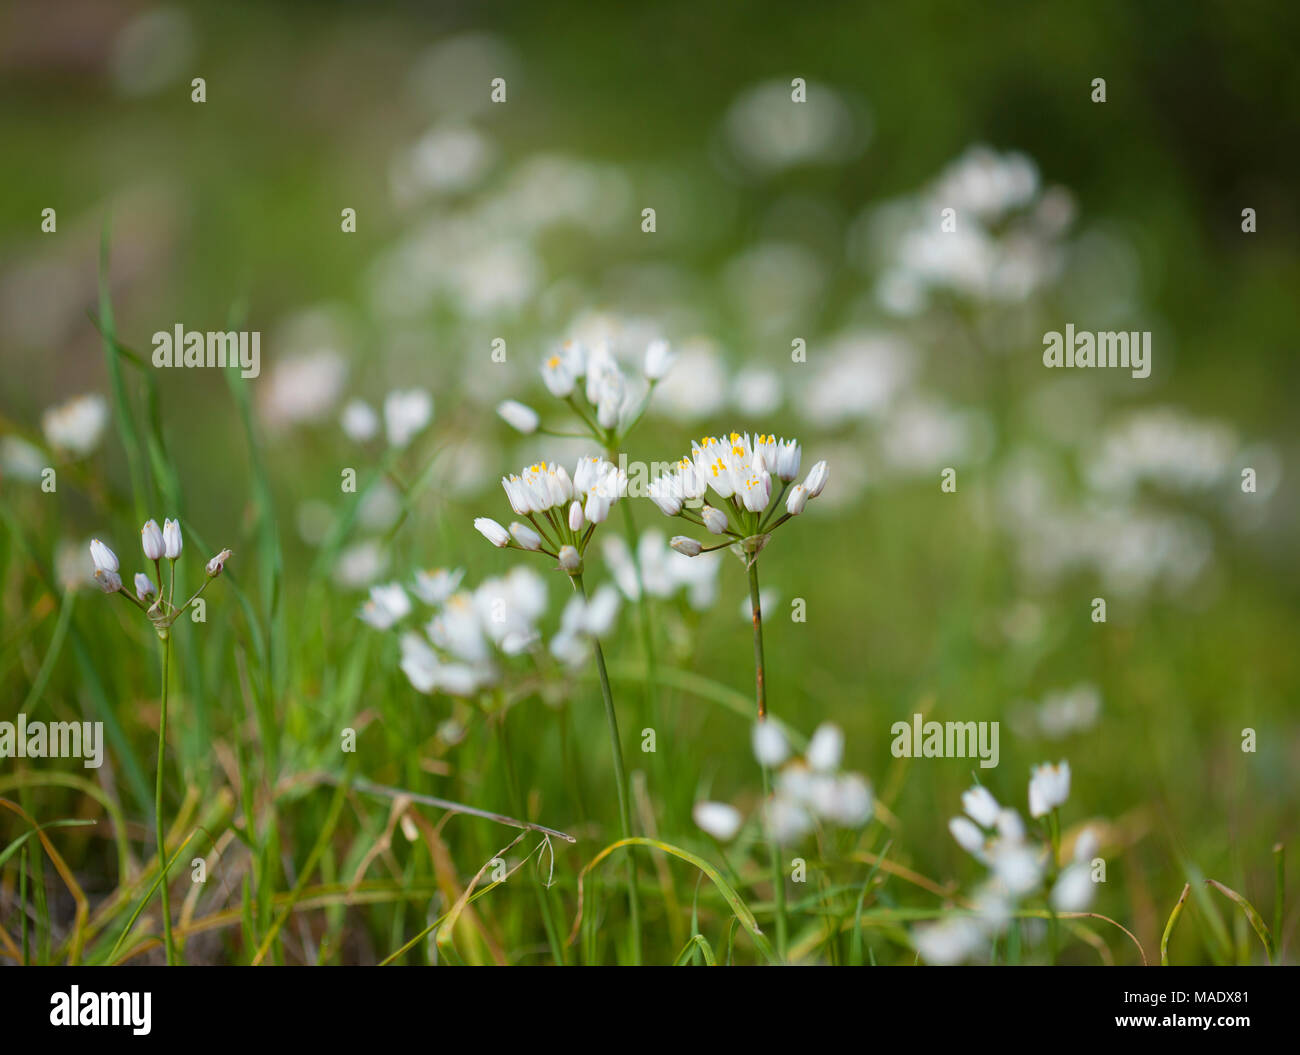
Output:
[
  {"xmin": 359, "ymin": 566, "xmax": 549, "ymax": 697},
  {"xmin": 496, "ymin": 337, "xmax": 676, "ymax": 439},
  {"xmin": 915, "ymin": 761, "xmax": 1099, "ymax": 965},
  {"xmin": 601, "ymin": 530, "xmax": 721, "ymax": 610},
  {"xmin": 866, "ymin": 145, "xmax": 1074, "ymax": 314},
  {"xmin": 647, "ymin": 431, "xmax": 827, "ymax": 556},
  {"xmin": 693, "ymin": 721, "xmax": 873, "ymax": 845},
  {"xmin": 89, "ymin": 519, "xmax": 231, "ymax": 632},
  {"xmin": 475, "ymin": 456, "xmax": 627, "ymax": 573},
  {"xmin": 340, "ymin": 387, "xmax": 434, "ymax": 449}
]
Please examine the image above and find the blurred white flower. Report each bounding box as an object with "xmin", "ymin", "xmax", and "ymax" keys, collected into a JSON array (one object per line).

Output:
[
  {"xmin": 334, "ymin": 540, "xmax": 389, "ymax": 588},
  {"xmin": 752, "ymin": 721, "xmax": 789, "ymax": 767},
  {"xmin": 341, "ymin": 399, "xmax": 380, "ymax": 442},
  {"xmin": 722, "ymin": 79, "xmax": 865, "ymax": 174},
  {"xmin": 693, "ymin": 801, "xmax": 743, "ymax": 842},
  {"xmin": 358, "ymin": 582, "xmax": 412, "ymax": 630},
  {"xmin": 260, "ymin": 351, "xmax": 349, "ymax": 430},
  {"xmin": 42, "ymin": 394, "xmax": 108, "ymax": 456},
  {"xmin": 806, "ymin": 723, "xmax": 844, "ymax": 772},
  {"xmin": 1028, "ymin": 761, "xmax": 1071, "ymax": 818},
  {"xmin": 384, "ymin": 388, "xmax": 434, "ymax": 449},
  {"xmin": 497, "ymin": 399, "xmax": 539, "ymax": 434},
  {"xmin": 1, "ymin": 436, "xmax": 47, "ymax": 482},
  {"xmin": 797, "ymin": 332, "xmax": 916, "ymax": 425},
  {"xmin": 649, "ymin": 340, "xmax": 728, "ymax": 421},
  {"xmin": 412, "ymin": 567, "xmax": 464, "ymax": 605}
]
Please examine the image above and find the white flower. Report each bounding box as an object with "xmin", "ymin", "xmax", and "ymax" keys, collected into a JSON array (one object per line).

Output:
[
  {"xmin": 550, "ymin": 585, "xmax": 619, "ymax": 665},
  {"xmin": 1028, "ymin": 761, "xmax": 1070, "ymax": 818},
  {"xmin": 557, "ymin": 545, "xmax": 581, "ymax": 572},
  {"xmin": 752, "ymin": 720, "xmax": 789, "ymax": 767},
  {"xmin": 914, "ymin": 916, "xmax": 984, "ymax": 966},
  {"xmin": 358, "ymin": 582, "xmax": 411, "ymax": 630},
  {"xmin": 670, "ymin": 535, "xmax": 702, "ymax": 557},
  {"xmin": 140, "ymin": 520, "xmax": 165, "ymax": 561},
  {"xmin": 162, "ymin": 518, "xmax": 182, "ymax": 559},
  {"xmin": 334, "ymin": 540, "xmax": 388, "ymax": 588},
  {"xmin": 1072, "ymin": 826, "xmax": 1099, "ymax": 863},
  {"xmin": 412, "ymin": 567, "xmax": 464, "ymax": 605},
  {"xmin": 693, "ymin": 801, "xmax": 742, "ymax": 842},
  {"xmin": 340, "ymin": 399, "xmax": 379, "ymax": 442},
  {"xmin": 134, "ymin": 572, "xmax": 157, "ymax": 601},
  {"xmin": 509, "ymin": 522, "xmax": 542, "ymax": 550},
  {"xmin": 961, "ymin": 786, "xmax": 1001, "ymax": 828},
  {"xmin": 568, "ymin": 501, "xmax": 585, "ymax": 532},
  {"xmin": 950, "ymin": 816, "xmax": 986, "ymax": 856},
  {"xmin": 803, "ymin": 459, "xmax": 829, "ymax": 497},
  {"xmin": 1051, "ymin": 862, "xmax": 1094, "ymax": 911},
  {"xmin": 701, "ymin": 505, "xmax": 729, "ymax": 535},
  {"xmin": 785, "ymin": 484, "xmax": 808, "ymax": 515},
  {"xmin": 823, "ymin": 773, "xmax": 872, "ymax": 826},
  {"xmin": 383, "ymin": 388, "xmax": 433, "ymax": 448},
  {"xmin": 765, "ymin": 796, "xmax": 813, "ymax": 844},
  {"xmin": 541, "ymin": 346, "xmax": 577, "ymax": 397},
  {"xmin": 259, "ymin": 350, "xmax": 348, "ymax": 429},
  {"xmin": 205, "ymin": 548, "xmax": 232, "ymax": 577},
  {"xmin": 474, "ymin": 517, "xmax": 510, "ymax": 547},
  {"xmin": 497, "ymin": 399, "xmax": 539, "ymax": 434},
  {"xmin": 991, "ymin": 843, "xmax": 1043, "ymax": 895},
  {"xmin": 398, "ymin": 632, "xmax": 440, "ymax": 693},
  {"xmin": 93, "ymin": 567, "xmax": 122, "ymax": 593},
  {"xmin": 89, "ymin": 539, "xmax": 119, "ymax": 574},
  {"xmin": 806, "ymin": 722, "xmax": 844, "ymax": 772},
  {"xmin": 643, "ymin": 339, "xmax": 676, "ymax": 381},
  {"xmin": 42, "ymin": 394, "xmax": 108, "ymax": 456}
]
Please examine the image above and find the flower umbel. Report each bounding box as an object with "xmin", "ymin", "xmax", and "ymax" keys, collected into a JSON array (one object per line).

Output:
[
  {"xmin": 476, "ymin": 456, "xmax": 627, "ymax": 575},
  {"xmin": 646, "ymin": 431, "xmax": 827, "ymax": 560}
]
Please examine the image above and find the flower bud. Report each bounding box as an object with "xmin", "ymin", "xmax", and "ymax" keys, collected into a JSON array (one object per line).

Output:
[
  {"xmin": 89, "ymin": 539, "xmax": 119, "ymax": 574},
  {"xmin": 474, "ymin": 517, "xmax": 511, "ymax": 547},
  {"xmin": 568, "ymin": 500, "xmax": 585, "ymax": 532},
  {"xmin": 496, "ymin": 399, "xmax": 539, "ymax": 435},
  {"xmin": 670, "ymin": 535, "xmax": 702, "ymax": 557},
  {"xmin": 557, "ymin": 545, "xmax": 582, "ymax": 573},
  {"xmin": 643, "ymin": 339, "xmax": 676, "ymax": 381},
  {"xmin": 162, "ymin": 518, "xmax": 183, "ymax": 559},
  {"xmin": 509, "ymin": 522, "xmax": 542, "ymax": 550},
  {"xmin": 141, "ymin": 519, "xmax": 165, "ymax": 561},
  {"xmin": 135, "ymin": 572, "xmax": 157, "ymax": 601},
  {"xmin": 785, "ymin": 483, "xmax": 808, "ymax": 515},
  {"xmin": 206, "ymin": 548, "xmax": 233, "ymax": 577},
  {"xmin": 803, "ymin": 460, "xmax": 829, "ymax": 498},
  {"xmin": 93, "ymin": 568, "xmax": 122, "ymax": 594},
  {"xmin": 701, "ymin": 505, "xmax": 729, "ymax": 535}
]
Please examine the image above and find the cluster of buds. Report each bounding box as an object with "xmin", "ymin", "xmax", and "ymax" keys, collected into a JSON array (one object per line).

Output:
[
  {"xmin": 496, "ymin": 338, "xmax": 676, "ymax": 445},
  {"xmin": 646, "ymin": 432, "xmax": 828, "ymax": 562},
  {"xmin": 474, "ymin": 456, "xmax": 627, "ymax": 576},
  {"xmin": 89, "ymin": 518, "xmax": 232, "ymax": 638}
]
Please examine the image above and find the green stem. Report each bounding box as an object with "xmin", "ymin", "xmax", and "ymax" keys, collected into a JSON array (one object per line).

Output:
[
  {"xmin": 572, "ymin": 572, "xmax": 642, "ymax": 963},
  {"xmin": 496, "ymin": 711, "xmax": 568, "ymax": 965},
  {"xmin": 748, "ymin": 560, "xmax": 786, "ymax": 959},
  {"xmin": 155, "ymin": 633, "xmax": 175, "ymax": 965}
]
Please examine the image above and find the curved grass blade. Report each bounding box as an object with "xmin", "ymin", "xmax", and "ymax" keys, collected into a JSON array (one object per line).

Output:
[
  {"xmin": 571, "ymin": 836, "xmax": 778, "ymax": 964},
  {"xmin": 1206, "ymin": 879, "xmax": 1275, "ymax": 964}
]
